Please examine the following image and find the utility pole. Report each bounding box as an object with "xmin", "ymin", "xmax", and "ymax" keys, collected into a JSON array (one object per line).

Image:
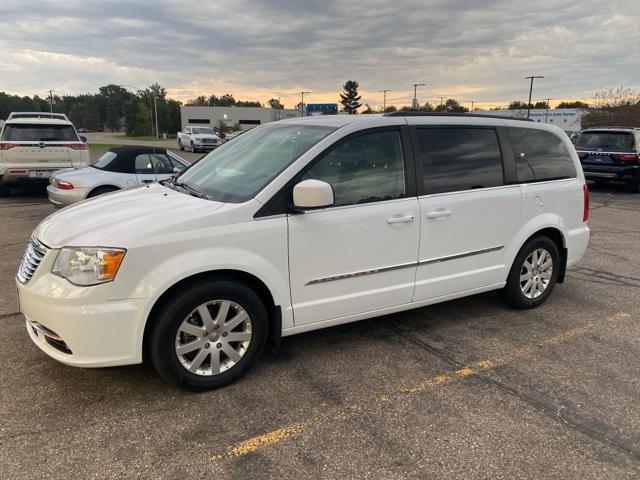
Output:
[
  {"xmin": 379, "ymin": 89, "xmax": 390, "ymax": 111},
  {"xmin": 439, "ymin": 96, "xmax": 445, "ymax": 107},
  {"xmin": 544, "ymin": 98, "xmax": 552, "ymax": 123},
  {"xmin": 153, "ymin": 92, "xmax": 159, "ymax": 139},
  {"xmin": 48, "ymin": 90, "xmax": 54, "ymax": 112},
  {"xmin": 525, "ymin": 75, "xmax": 544, "ymax": 118},
  {"xmin": 412, "ymin": 83, "xmax": 426, "ymax": 110},
  {"xmin": 471, "ymin": 101, "xmax": 475, "ymax": 110},
  {"xmin": 300, "ymin": 91, "xmax": 311, "ymax": 117}
]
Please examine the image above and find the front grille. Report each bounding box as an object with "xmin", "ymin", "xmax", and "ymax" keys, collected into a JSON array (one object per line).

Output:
[
  {"xmin": 17, "ymin": 236, "xmax": 48, "ymax": 283},
  {"xmin": 201, "ymin": 138, "xmax": 217, "ymax": 144}
]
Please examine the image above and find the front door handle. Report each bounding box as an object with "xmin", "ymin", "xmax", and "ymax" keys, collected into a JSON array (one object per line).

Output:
[
  {"xmin": 426, "ymin": 209, "xmax": 452, "ymax": 219},
  {"xmin": 386, "ymin": 214, "xmax": 415, "ymax": 224},
  {"xmin": 141, "ymin": 179, "xmax": 154, "ymax": 184}
]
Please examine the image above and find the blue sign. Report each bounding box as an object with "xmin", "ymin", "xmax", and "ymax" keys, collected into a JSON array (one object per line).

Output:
[{"xmin": 305, "ymin": 103, "xmax": 338, "ymax": 116}]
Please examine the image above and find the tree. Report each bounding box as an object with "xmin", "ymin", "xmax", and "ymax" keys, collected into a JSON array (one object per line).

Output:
[
  {"xmin": 508, "ymin": 101, "xmax": 530, "ymax": 110},
  {"xmin": 339, "ymin": 80, "xmax": 362, "ymax": 114},
  {"xmin": 236, "ymin": 100, "xmax": 262, "ymax": 107},
  {"xmin": 361, "ymin": 104, "xmax": 376, "ymax": 114},
  {"xmin": 433, "ymin": 99, "xmax": 467, "ymax": 112},
  {"xmin": 217, "ymin": 94, "xmax": 236, "ymax": 106},
  {"xmin": 556, "ymin": 100, "xmax": 589, "ymax": 109},
  {"xmin": 582, "ymin": 87, "xmax": 640, "ymax": 128},
  {"xmin": 383, "ymin": 105, "xmax": 397, "ymax": 113},
  {"xmin": 533, "ymin": 101, "xmax": 549, "ymax": 109},
  {"xmin": 268, "ymin": 98, "xmax": 284, "ymax": 109}
]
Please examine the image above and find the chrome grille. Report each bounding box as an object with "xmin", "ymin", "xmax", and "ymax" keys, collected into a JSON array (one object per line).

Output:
[{"xmin": 17, "ymin": 236, "xmax": 48, "ymax": 284}]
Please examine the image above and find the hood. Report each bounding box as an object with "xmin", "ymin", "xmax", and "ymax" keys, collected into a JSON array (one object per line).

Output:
[
  {"xmin": 36, "ymin": 183, "xmax": 225, "ymax": 248},
  {"xmin": 192, "ymin": 134, "xmax": 218, "ymax": 140}
]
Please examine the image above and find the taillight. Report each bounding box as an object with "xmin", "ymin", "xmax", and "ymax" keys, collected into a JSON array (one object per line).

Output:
[
  {"xmin": 57, "ymin": 180, "xmax": 74, "ymax": 190},
  {"xmin": 617, "ymin": 153, "xmax": 639, "ymax": 162},
  {"xmin": 582, "ymin": 184, "xmax": 589, "ymax": 222},
  {"xmin": 64, "ymin": 143, "xmax": 88, "ymax": 150},
  {"xmin": 0, "ymin": 142, "xmax": 18, "ymax": 150}
]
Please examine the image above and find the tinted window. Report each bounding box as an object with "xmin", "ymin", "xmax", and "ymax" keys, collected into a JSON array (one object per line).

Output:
[
  {"xmin": 192, "ymin": 127, "xmax": 214, "ymax": 135},
  {"xmin": 2, "ymin": 124, "xmax": 78, "ymax": 141},
  {"xmin": 576, "ymin": 131, "xmax": 635, "ymax": 151},
  {"xmin": 415, "ymin": 128, "xmax": 503, "ymax": 194},
  {"xmin": 303, "ymin": 130, "xmax": 405, "ymax": 206},
  {"xmin": 176, "ymin": 124, "xmax": 335, "ymax": 203},
  {"xmin": 508, "ymin": 127, "xmax": 576, "ymax": 182},
  {"xmin": 135, "ymin": 154, "xmax": 155, "ymax": 174}
]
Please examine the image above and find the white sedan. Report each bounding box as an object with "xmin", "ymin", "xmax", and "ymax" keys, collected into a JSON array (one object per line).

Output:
[{"xmin": 47, "ymin": 146, "xmax": 190, "ymax": 207}]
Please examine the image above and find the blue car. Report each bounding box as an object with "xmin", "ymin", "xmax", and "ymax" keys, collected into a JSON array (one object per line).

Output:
[{"xmin": 576, "ymin": 127, "xmax": 640, "ymax": 193}]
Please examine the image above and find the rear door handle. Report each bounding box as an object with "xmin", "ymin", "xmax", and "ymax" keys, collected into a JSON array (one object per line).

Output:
[
  {"xmin": 426, "ymin": 209, "xmax": 452, "ymax": 219},
  {"xmin": 386, "ymin": 214, "xmax": 415, "ymax": 224}
]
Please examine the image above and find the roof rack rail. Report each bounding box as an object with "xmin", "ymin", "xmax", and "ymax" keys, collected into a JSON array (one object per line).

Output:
[
  {"xmin": 383, "ymin": 111, "xmax": 534, "ymax": 122},
  {"xmin": 7, "ymin": 112, "xmax": 69, "ymax": 121}
]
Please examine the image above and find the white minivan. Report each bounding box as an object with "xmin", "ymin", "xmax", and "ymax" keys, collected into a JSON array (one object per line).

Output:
[{"xmin": 17, "ymin": 113, "xmax": 590, "ymax": 390}]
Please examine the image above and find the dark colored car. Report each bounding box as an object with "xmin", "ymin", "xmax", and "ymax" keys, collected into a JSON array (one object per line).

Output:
[{"xmin": 575, "ymin": 128, "xmax": 640, "ymax": 192}]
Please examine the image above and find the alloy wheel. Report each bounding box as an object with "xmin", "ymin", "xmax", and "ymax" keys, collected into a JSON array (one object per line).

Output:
[
  {"xmin": 519, "ymin": 248, "xmax": 553, "ymax": 299},
  {"xmin": 175, "ymin": 300, "xmax": 252, "ymax": 376}
]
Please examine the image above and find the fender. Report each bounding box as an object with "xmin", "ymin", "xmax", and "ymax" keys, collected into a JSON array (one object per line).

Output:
[{"xmin": 500, "ymin": 213, "xmax": 568, "ymax": 282}]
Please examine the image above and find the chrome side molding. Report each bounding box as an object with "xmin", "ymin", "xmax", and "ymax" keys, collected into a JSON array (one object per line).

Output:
[{"xmin": 305, "ymin": 246, "xmax": 504, "ymax": 286}]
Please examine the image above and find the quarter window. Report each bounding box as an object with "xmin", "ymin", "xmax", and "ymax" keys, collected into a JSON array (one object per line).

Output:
[
  {"xmin": 508, "ymin": 127, "xmax": 576, "ymax": 182},
  {"xmin": 415, "ymin": 128, "xmax": 504, "ymax": 194},
  {"xmin": 303, "ymin": 130, "xmax": 405, "ymax": 206}
]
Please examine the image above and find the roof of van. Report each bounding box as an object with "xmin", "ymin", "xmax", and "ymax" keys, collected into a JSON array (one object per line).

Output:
[
  {"xmin": 4, "ymin": 117, "xmax": 73, "ymax": 125},
  {"xmin": 277, "ymin": 112, "xmax": 558, "ymax": 131}
]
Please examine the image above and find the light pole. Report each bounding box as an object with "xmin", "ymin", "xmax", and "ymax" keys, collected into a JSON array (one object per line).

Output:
[
  {"xmin": 379, "ymin": 89, "xmax": 390, "ymax": 111},
  {"xmin": 544, "ymin": 98, "xmax": 553, "ymax": 123},
  {"xmin": 300, "ymin": 91, "xmax": 311, "ymax": 117},
  {"xmin": 412, "ymin": 83, "xmax": 426, "ymax": 110},
  {"xmin": 525, "ymin": 75, "xmax": 544, "ymax": 118}
]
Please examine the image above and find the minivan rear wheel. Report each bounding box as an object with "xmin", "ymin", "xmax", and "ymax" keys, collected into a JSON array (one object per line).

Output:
[
  {"xmin": 149, "ymin": 280, "xmax": 268, "ymax": 390},
  {"xmin": 502, "ymin": 236, "xmax": 560, "ymax": 309}
]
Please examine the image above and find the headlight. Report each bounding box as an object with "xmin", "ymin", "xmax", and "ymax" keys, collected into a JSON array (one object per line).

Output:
[{"xmin": 52, "ymin": 247, "xmax": 126, "ymax": 286}]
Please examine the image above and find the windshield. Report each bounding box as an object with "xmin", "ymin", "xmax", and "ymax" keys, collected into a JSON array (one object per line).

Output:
[
  {"xmin": 576, "ymin": 131, "xmax": 635, "ymax": 151},
  {"xmin": 2, "ymin": 123, "xmax": 79, "ymax": 142},
  {"xmin": 174, "ymin": 124, "xmax": 335, "ymax": 202},
  {"xmin": 192, "ymin": 127, "xmax": 215, "ymax": 135},
  {"xmin": 91, "ymin": 151, "xmax": 118, "ymax": 169}
]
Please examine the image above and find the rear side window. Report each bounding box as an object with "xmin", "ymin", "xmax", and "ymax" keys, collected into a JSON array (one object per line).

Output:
[
  {"xmin": 508, "ymin": 128, "xmax": 576, "ymax": 182},
  {"xmin": 1, "ymin": 124, "xmax": 78, "ymax": 142},
  {"xmin": 303, "ymin": 130, "xmax": 405, "ymax": 206},
  {"xmin": 415, "ymin": 128, "xmax": 503, "ymax": 194}
]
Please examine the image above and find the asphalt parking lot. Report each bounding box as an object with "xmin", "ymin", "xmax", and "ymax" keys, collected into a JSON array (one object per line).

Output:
[{"xmin": 1, "ymin": 181, "xmax": 639, "ymax": 479}]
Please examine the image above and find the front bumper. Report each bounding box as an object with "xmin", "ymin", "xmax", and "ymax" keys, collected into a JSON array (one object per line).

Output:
[
  {"xmin": 17, "ymin": 250, "xmax": 148, "ymax": 368},
  {"xmin": 46, "ymin": 184, "xmax": 89, "ymax": 207}
]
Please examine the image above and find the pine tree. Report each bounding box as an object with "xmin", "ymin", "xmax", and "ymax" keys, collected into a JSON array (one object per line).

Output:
[{"xmin": 339, "ymin": 80, "xmax": 362, "ymax": 114}]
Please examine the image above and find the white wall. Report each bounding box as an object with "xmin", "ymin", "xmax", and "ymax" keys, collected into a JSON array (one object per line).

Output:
[{"xmin": 180, "ymin": 106, "xmax": 301, "ymax": 132}]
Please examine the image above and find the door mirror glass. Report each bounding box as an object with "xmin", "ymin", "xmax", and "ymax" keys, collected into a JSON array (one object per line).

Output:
[{"xmin": 293, "ymin": 179, "xmax": 334, "ymax": 210}]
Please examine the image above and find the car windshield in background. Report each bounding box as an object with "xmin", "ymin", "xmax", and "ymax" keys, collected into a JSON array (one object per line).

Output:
[
  {"xmin": 576, "ymin": 131, "xmax": 634, "ymax": 151},
  {"xmin": 1, "ymin": 124, "xmax": 79, "ymax": 142},
  {"xmin": 192, "ymin": 127, "xmax": 214, "ymax": 135},
  {"xmin": 174, "ymin": 124, "xmax": 336, "ymax": 202},
  {"xmin": 91, "ymin": 151, "xmax": 118, "ymax": 169}
]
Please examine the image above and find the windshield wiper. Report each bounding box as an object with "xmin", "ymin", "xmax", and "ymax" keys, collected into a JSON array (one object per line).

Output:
[{"xmin": 173, "ymin": 181, "xmax": 209, "ymax": 199}]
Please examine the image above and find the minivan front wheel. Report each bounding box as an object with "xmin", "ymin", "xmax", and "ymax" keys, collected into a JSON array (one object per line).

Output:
[
  {"xmin": 150, "ymin": 280, "xmax": 268, "ymax": 390},
  {"xmin": 502, "ymin": 236, "xmax": 560, "ymax": 309}
]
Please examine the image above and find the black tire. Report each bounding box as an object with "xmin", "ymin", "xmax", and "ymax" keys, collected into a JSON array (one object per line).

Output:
[
  {"xmin": 629, "ymin": 175, "xmax": 640, "ymax": 194},
  {"xmin": 178, "ymin": 139, "xmax": 184, "ymax": 151},
  {"xmin": 502, "ymin": 236, "xmax": 560, "ymax": 309},
  {"xmin": 149, "ymin": 280, "xmax": 268, "ymax": 390},
  {"xmin": 87, "ymin": 185, "xmax": 119, "ymax": 198},
  {"xmin": 190, "ymin": 141, "xmax": 197, "ymax": 153}
]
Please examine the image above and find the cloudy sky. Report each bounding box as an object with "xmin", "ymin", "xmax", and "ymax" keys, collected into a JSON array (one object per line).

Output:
[{"xmin": 1, "ymin": 0, "xmax": 638, "ymax": 109}]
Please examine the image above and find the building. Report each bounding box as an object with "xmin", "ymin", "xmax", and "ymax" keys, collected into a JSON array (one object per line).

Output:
[
  {"xmin": 474, "ymin": 108, "xmax": 586, "ymax": 133},
  {"xmin": 180, "ymin": 106, "xmax": 301, "ymax": 131}
]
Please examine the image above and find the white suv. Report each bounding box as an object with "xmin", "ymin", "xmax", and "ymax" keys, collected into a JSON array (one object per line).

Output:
[
  {"xmin": 17, "ymin": 113, "xmax": 590, "ymax": 389},
  {"xmin": 0, "ymin": 112, "xmax": 89, "ymax": 192}
]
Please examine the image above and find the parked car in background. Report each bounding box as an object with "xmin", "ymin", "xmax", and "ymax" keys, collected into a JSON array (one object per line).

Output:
[
  {"xmin": 18, "ymin": 113, "xmax": 589, "ymax": 390},
  {"xmin": 0, "ymin": 112, "xmax": 89, "ymax": 194},
  {"xmin": 576, "ymin": 127, "xmax": 640, "ymax": 192},
  {"xmin": 177, "ymin": 125, "xmax": 220, "ymax": 152},
  {"xmin": 47, "ymin": 146, "xmax": 189, "ymax": 207}
]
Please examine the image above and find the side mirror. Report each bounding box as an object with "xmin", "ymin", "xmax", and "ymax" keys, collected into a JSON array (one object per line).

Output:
[
  {"xmin": 292, "ymin": 179, "xmax": 334, "ymax": 210},
  {"xmin": 173, "ymin": 166, "xmax": 182, "ymax": 174},
  {"xmin": 80, "ymin": 136, "xmax": 87, "ymax": 143}
]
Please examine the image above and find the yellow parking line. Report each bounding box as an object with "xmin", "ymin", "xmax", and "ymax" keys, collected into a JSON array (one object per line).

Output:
[
  {"xmin": 210, "ymin": 312, "xmax": 631, "ymax": 462},
  {"xmin": 210, "ymin": 422, "xmax": 309, "ymax": 461}
]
